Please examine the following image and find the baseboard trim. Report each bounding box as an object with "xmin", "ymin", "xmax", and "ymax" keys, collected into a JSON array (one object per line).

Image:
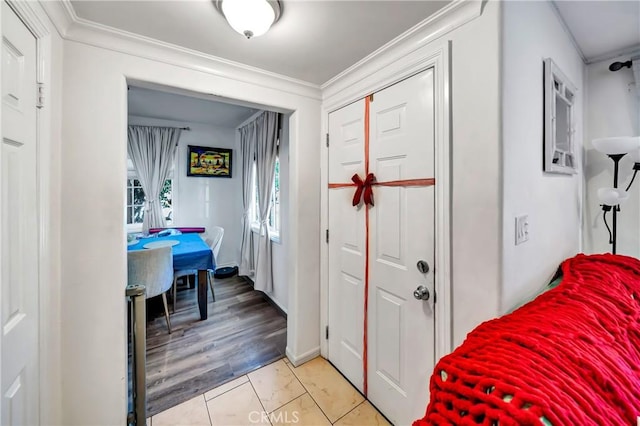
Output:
[
  {"xmin": 260, "ymin": 292, "xmax": 287, "ymax": 319},
  {"xmin": 244, "ymin": 276, "xmax": 288, "ymax": 317},
  {"xmin": 286, "ymin": 346, "xmax": 321, "ymax": 367}
]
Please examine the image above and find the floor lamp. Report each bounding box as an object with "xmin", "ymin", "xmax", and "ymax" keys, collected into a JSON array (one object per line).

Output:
[{"xmin": 593, "ymin": 137, "xmax": 640, "ymax": 254}]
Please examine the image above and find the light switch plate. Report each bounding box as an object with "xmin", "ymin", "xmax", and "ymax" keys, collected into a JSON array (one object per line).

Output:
[{"xmin": 515, "ymin": 215, "xmax": 529, "ymax": 245}]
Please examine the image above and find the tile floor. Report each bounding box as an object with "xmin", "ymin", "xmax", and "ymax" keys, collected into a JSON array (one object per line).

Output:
[{"xmin": 149, "ymin": 357, "xmax": 391, "ymax": 426}]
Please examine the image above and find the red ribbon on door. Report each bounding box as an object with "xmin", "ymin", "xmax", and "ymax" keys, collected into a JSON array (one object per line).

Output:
[
  {"xmin": 328, "ymin": 95, "xmax": 435, "ymax": 396},
  {"xmin": 329, "ymin": 173, "xmax": 436, "ymax": 208}
]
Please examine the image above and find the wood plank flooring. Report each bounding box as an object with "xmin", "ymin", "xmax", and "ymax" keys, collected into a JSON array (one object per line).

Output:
[{"xmin": 142, "ymin": 275, "xmax": 287, "ymax": 417}]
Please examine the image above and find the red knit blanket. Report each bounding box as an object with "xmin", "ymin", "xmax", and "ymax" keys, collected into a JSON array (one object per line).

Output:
[{"xmin": 414, "ymin": 254, "xmax": 640, "ymax": 426}]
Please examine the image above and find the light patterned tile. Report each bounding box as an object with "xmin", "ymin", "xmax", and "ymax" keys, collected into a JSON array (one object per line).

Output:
[
  {"xmin": 334, "ymin": 401, "xmax": 390, "ymax": 426},
  {"xmin": 289, "ymin": 357, "xmax": 364, "ymax": 422},
  {"xmin": 270, "ymin": 394, "xmax": 330, "ymax": 426},
  {"xmin": 204, "ymin": 375, "xmax": 249, "ymax": 401},
  {"xmin": 153, "ymin": 395, "xmax": 211, "ymax": 426},
  {"xmin": 248, "ymin": 359, "xmax": 306, "ymax": 412},
  {"xmin": 206, "ymin": 382, "xmax": 270, "ymax": 426}
]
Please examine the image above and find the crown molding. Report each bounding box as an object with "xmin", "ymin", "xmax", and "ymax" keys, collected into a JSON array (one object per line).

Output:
[
  {"xmin": 321, "ymin": 0, "xmax": 483, "ymax": 99},
  {"xmin": 39, "ymin": 0, "xmax": 75, "ymax": 38},
  {"xmin": 39, "ymin": 0, "xmax": 322, "ymax": 100},
  {"xmin": 548, "ymin": 0, "xmax": 586, "ymax": 64},
  {"xmin": 585, "ymin": 44, "xmax": 640, "ymax": 66},
  {"xmin": 7, "ymin": 0, "xmax": 51, "ymax": 38}
]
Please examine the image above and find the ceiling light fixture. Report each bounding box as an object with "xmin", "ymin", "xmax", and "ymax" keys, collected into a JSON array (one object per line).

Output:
[{"xmin": 215, "ymin": 0, "xmax": 282, "ymax": 39}]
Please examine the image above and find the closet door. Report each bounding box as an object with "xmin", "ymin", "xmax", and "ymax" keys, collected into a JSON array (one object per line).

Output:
[
  {"xmin": 327, "ymin": 99, "xmax": 366, "ymax": 391},
  {"xmin": 327, "ymin": 68, "xmax": 436, "ymax": 426},
  {"xmin": 367, "ymin": 69, "xmax": 436, "ymax": 426},
  {"xmin": 1, "ymin": 3, "xmax": 40, "ymax": 425}
]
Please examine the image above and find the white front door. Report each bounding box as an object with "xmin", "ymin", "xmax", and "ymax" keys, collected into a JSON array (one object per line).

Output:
[
  {"xmin": 327, "ymin": 69, "xmax": 435, "ymax": 426},
  {"xmin": 367, "ymin": 70, "xmax": 435, "ymax": 425},
  {"xmin": 1, "ymin": 2, "xmax": 39, "ymax": 424}
]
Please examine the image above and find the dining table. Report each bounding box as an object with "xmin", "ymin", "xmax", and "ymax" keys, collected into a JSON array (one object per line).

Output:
[{"xmin": 127, "ymin": 233, "xmax": 215, "ymax": 320}]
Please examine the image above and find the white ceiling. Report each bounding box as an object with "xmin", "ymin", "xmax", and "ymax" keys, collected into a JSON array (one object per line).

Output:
[
  {"xmin": 70, "ymin": 0, "xmax": 450, "ymax": 85},
  {"xmin": 128, "ymin": 86, "xmax": 259, "ymax": 127},
  {"xmin": 554, "ymin": 0, "xmax": 640, "ymax": 62}
]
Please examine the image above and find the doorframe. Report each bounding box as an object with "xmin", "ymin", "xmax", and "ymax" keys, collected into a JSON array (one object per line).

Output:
[
  {"xmin": 320, "ymin": 41, "xmax": 452, "ymax": 363},
  {"xmin": 0, "ymin": 1, "xmax": 57, "ymax": 424}
]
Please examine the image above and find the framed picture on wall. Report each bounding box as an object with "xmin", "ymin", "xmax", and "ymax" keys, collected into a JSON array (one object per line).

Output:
[{"xmin": 187, "ymin": 145, "xmax": 232, "ymax": 178}]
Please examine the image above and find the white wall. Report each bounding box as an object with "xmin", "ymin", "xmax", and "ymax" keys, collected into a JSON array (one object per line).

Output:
[
  {"xmin": 501, "ymin": 1, "xmax": 585, "ymax": 312},
  {"xmin": 446, "ymin": 0, "xmax": 502, "ymax": 347},
  {"xmin": 584, "ymin": 55, "xmax": 640, "ymax": 256},
  {"xmin": 128, "ymin": 116, "xmax": 243, "ymax": 267},
  {"xmin": 61, "ymin": 40, "xmax": 320, "ymax": 425}
]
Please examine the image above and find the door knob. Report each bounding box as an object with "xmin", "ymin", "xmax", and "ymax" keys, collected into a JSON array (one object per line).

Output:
[{"xmin": 413, "ymin": 285, "xmax": 430, "ymax": 301}]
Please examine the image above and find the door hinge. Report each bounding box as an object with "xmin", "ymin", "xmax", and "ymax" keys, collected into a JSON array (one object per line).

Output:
[
  {"xmin": 325, "ymin": 229, "xmax": 329, "ymax": 243},
  {"xmin": 36, "ymin": 82, "xmax": 44, "ymax": 109},
  {"xmin": 369, "ymin": 93, "xmax": 374, "ymax": 102},
  {"xmin": 326, "ymin": 133, "xmax": 329, "ymax": 148},
  {"xmin": 325, "ymin": 325, "xmax": 329, "ymax": 339}
]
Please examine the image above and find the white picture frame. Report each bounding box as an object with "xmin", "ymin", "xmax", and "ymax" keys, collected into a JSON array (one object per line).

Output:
[{"xmin": 544, "ymin": 58, "xmax": 577, "ymax": 174}]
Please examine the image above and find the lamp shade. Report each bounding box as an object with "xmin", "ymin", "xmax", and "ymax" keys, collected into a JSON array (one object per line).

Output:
[
  {"xmin": 592, "ymin": 136, "xmax": 640, "ymax": 155},
  {"xmin": 597, "ymin": 187, "xmax": 629, "ymax": 206},
  {"xmin": 629, "ymin": 148, "xmax": 640, "ymax": 164},
  {"xmin": 221, "ymin": 0, "xmax": 278, "ymax": 39}
]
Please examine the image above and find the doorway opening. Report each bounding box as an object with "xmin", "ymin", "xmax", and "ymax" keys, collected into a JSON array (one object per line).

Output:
[{"xmin": 125, "ymin": 82, "xmax": 291, "ymax": 416}]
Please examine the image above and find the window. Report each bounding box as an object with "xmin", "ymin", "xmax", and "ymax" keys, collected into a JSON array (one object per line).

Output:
[
  {"xmin": 251, "ymin": 156, "xmax": 281, "ymax": 239},
  {"xmin": 126, "ymin": 178, "xmax": 145, "ymax": 226},
  {"xmin": 126, "ymin": 158, "xmax": 174, "ymax": 230}
]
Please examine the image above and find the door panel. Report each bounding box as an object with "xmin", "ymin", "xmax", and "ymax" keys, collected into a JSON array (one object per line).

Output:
[
  {"xmin": 327, "ymin": 99, "xmax": 366, "ymax": 391},
  {"xmin": 1, "ymin": 3, "xmax": 39, "ymax": 425},
  {"xmin": 327, "ymin": 70, "xmax": 435, "ymax": 425},
  {"xmin": 368, "ymin": 69, "xmax": 435, "ymax": 425}
]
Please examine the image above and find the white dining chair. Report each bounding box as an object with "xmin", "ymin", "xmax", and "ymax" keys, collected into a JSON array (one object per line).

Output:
[
  {"xmin": 205, "ymin": 226, "xmax": 224, "ymax": 302},
  {"xmin": 127, "ymin": 246, "xmax": 174, "ymax": 333}
]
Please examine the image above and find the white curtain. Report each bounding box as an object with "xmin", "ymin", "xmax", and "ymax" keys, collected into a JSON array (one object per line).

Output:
[
  {"xmin": 127, "ymin": 126, "xmax": 181, "ymax": 234},
  {"xmin": 238, "ymin": 121, "xmax": 257, "ymax": 277},
  {"xmin": 254, "ymin": 112, "xmax": 280, "ymax": 293}
]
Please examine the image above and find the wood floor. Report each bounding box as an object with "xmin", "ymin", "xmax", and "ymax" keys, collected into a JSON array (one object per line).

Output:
[{"xmin": 143, "ymin": 275, "xmax": 287, "ymax": 417}]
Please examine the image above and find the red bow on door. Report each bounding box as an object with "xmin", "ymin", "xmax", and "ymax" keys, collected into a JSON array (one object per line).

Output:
[{"xmin": 351, "ymin": 173, "xmax": 376, "ymax": 207}]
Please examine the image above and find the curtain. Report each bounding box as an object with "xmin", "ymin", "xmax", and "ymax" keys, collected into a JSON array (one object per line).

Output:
[
  {"xmin": 238, "ymin": 121, "xmax": 257, "ymax": 277},
  {"xmin": 253, "ymin": 112, "xmax": 280, "ymax": 293},
  {"xmin": 127, "ymin": 126, "xmax": 181, "ymax": 234}
]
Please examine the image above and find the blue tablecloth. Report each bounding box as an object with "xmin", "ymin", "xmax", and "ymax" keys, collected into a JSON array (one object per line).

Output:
[{"xmin": 128, "ymin": 233, "xmax": 214, "ymax": 271}]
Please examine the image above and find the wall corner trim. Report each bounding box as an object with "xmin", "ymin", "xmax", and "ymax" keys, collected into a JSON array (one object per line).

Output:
[
  {"xmin": 38, "ymin": 0, "xmax": 74, "ymax": 38},
  {"xmin": 8, "ymin": 0, "xmax": 51, "ymax": 38}
]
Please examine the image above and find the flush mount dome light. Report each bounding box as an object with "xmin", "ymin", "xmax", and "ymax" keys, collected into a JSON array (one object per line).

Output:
[{"xmin": 216, "ymin": 0, "xmax": 282, "ymax": 39}]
